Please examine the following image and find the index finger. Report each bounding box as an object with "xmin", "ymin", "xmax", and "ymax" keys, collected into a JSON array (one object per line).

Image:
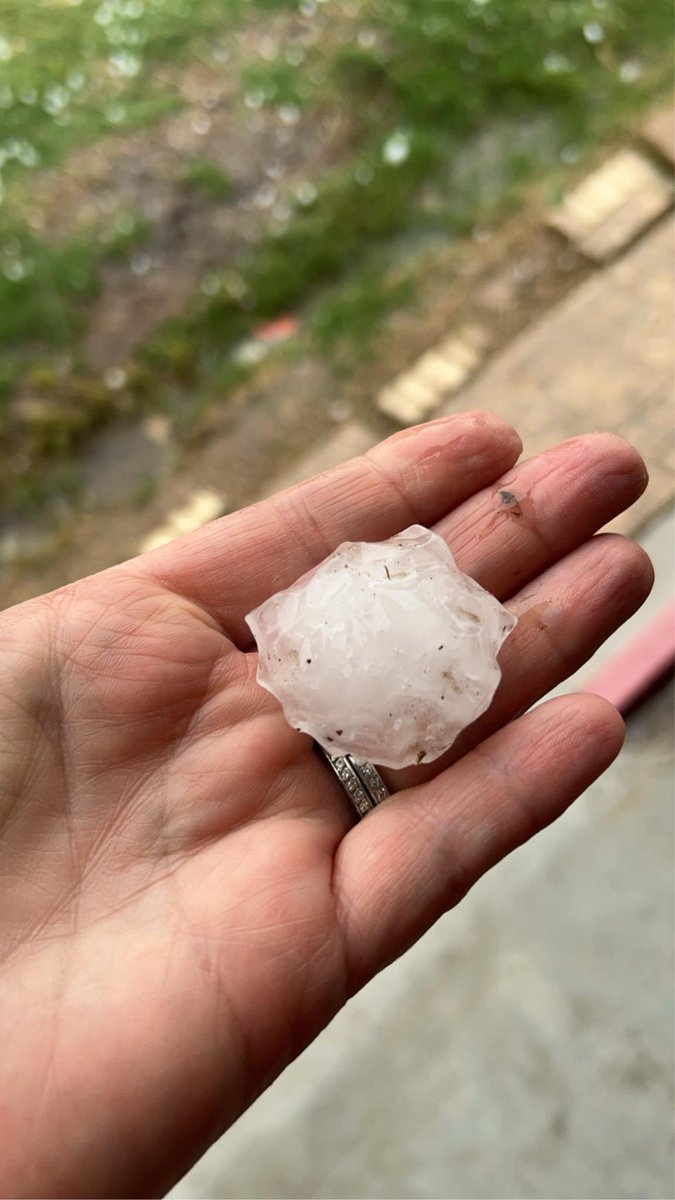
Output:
[{"xmin": 139, "ymin": 412, "xmax": 521, "ymax": 646}]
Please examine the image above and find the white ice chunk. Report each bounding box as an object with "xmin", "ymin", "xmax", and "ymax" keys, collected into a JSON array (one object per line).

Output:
[{"xmin": 245, "ymin": 525, "xmax": 517, "ymax": 769}]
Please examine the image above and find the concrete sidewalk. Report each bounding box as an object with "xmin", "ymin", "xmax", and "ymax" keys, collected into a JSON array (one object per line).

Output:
[
  {"xmin": 170, "ymin": 511, "xmax": 674, "ymax": 1199},
  {"xmin": 437, "ymin": 218, "xmax": 674, "ymax": 537}
]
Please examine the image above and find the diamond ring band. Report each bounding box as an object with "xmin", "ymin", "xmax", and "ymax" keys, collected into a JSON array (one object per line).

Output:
[{"xmin": 315, "ymin": 746, "xmax": 390, "ymax": 819}]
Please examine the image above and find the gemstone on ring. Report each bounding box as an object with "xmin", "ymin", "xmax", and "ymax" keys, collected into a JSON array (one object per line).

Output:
[{"xmin": 315, "ymin": 748, "xmax": 385, "ymax": 818}]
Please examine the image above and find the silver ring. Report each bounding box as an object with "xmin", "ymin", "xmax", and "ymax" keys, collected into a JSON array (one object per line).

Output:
[{"xmin": 315, "ymin": 746, "xmax": 390, "ymax": 819}]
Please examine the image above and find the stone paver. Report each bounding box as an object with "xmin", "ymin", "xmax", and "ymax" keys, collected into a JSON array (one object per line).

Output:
[
  {"xmin": 546, "ymin": 148, "xmax": 673, "ymax": 262},
  {"xmin": 438, "ymin": 217, "xmax": 674, "ymax": 532},
  {"xmin": 642, "ymin": 105, "xmax": 675, "ymax": 168},
  {"xmin": 138, "ymin": 488, "xmax": 226, "ymax": 553},
  {"xmin": 376, "ymin": 326, "xmax": 490, "ymax": 424}
]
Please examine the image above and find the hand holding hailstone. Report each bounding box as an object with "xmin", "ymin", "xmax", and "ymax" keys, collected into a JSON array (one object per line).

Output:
[{"xmin": 0, "ymin": 413, "xmax": 652, "ymax": 1198}]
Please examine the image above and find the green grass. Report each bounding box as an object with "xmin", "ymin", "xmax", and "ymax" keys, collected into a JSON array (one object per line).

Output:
[
  {"xmin": 310, "ymin": 261, "xmax": 416, "ymax": 369},
  {"xmin": 242, "ymin": 59, "xmax": 311, "ymax": 108},
  {"xmin": 0, "ymin": 206, "xmax": 154, "ymax": 358},
  {"xmin": 234, "ymin": 134, "xmax": 437, "ymax": 317},
  {"xmin": 182, "ymin": 158, "xmax": 236, "ymax": 202},
  {"xmin": 0, "ymin": 229, "xmax": 99, "ymax": 349},
  {"xmin": 338, "ymin": 0, "xmax": 672, "ymax": 131},
  {"xmin": 0, "ymin": 0, "xmax": 239, "ymax": 180}
]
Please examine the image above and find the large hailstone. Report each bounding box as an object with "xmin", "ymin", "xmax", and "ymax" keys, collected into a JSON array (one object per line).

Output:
[{"xmin": 245, "ymin": 525, "xmax": 516, "ymax": 770}]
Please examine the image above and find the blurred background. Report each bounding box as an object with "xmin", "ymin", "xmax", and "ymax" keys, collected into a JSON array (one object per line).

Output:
[{"xmin": 0, "ymin": 2, "xmax": 673, "ymax": 1197}]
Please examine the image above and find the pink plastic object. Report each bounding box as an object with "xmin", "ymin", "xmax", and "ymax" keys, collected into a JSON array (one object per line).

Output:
[{"xmin": 582, "ymin": 600, "xmax": 675, "ymax": 713}]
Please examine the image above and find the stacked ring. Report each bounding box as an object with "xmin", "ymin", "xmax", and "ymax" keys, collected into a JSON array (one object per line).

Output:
[{"xmin": 315, "ymin": 746, "xmax": 390, "ymax": 819}]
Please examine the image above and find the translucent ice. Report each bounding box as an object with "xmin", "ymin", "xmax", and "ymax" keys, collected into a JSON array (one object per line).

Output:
[{"xmin": 245, "ymin": 525, "xmax": 516, "ymax": 769}]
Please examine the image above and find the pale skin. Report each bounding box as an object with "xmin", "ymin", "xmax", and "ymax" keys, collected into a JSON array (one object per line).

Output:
[{"xmin": 0, "ymin": 412, "xmax": 653, "ymax": 1198}]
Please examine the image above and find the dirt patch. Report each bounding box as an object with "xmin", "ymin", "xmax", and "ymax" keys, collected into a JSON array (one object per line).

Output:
[
  {"xmin": 22, "ymin": 91, "xmax": 353, "ymax": 370},
  {"xmin": 14, "ymin": 7, "xmax": 356, "ymax": 370},
  {"xmin": 84, "ymin": 99, "xmax": 353, "ymax": 368}
]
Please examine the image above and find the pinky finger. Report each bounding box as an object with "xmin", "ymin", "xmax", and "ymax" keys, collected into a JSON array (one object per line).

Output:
[{"xmin": 334, "ymin": 694, "xmax": 625, "ymax": 993}]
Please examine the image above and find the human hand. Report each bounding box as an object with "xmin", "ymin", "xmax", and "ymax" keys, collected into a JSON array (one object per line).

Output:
[{"xmin": 0, "ymin": 413, "xmax": 652, "ymax": 1198}]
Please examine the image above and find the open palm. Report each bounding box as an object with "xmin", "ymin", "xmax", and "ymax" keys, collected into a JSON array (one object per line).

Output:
[{"xmin": 0, "ymin": 413, "xmax": 652, "ymax": 1198}]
